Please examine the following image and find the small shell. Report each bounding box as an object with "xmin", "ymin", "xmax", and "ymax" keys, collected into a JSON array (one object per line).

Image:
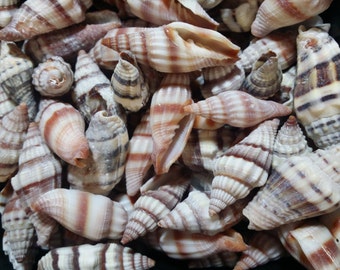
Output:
[
  {"xmin": 0, "ymin": 0, "xmax": 93, "ymax": 41},
  {"xmin": 183, "ymin": 90, "xmax": 291, "ymax": 128},
  {"xmin": 39, "ymin": 100, "xmax": 89, "ymax": 167},
  {"xmin": 32, "ymin": 188, "xmax": 128, "ymax": 241},
  {"xmin": 0, "ymin": 103, "xmax": 29, "ymax": 182},
  {"xmin": 0, "ymin": 0, "xmax": 19, "ymax": 27},
  {"xmin": 251, "ymin": 0, "xmax": 332, "ymax": 37},
  {"xmin": 101, "ymin": 22, "xmax": 240, "ymax": 73},
  {"xmin": 37, "ymin": 242, "xmax": 155, "ymax": 270},
  {"xmin": 32, "ymin": 56, "xmax": 74, "ymax": 97},
  {"xmin": 188, "ymin": 251, "xmax": 238, "ymax": 269}
]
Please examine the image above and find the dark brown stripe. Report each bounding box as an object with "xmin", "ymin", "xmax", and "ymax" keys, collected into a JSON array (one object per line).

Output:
[
  {"xmin": 309, "ymin": 238, "xmax": 339, "ymax": 266},
  {"xmin": 100, "ymin": 243, "xmax": 110, "ymax": 270},
  {"xmin": 277, "ymin": 0, "xmax": 306, "ymax": 20},
  {"xmin": 51, "ymin": 249, "xmax": 59, "ymax": 269},
  {"xmin": 72, "ymin": 246, "xmax": 80, "ymax": 270}
]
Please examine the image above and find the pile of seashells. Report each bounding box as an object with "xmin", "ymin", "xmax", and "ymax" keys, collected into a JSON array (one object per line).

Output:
[{"xmin": 0, "ymin": 0, "xmax": 339, "ymax": 269}]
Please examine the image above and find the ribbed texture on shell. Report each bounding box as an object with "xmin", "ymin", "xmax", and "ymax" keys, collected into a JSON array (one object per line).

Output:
[
  {"xmin": 32, "ymin": 189, "xmax": 128, "ymax": 241},
  {"xmin": 37, "ymin": 242, "xmax": 155, "ymax": 270},
  {"xmin": 0, "ymin": 87, "xmax": 15, "ymax": 119}
]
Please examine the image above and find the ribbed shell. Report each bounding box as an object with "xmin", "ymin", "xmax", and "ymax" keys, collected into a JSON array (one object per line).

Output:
[
  {"xmin": 101, "ymin": 22, "xmax": 240, "ymax": 73},
  {"xmin": 251, "ymin": 0, "xmax": 332, "ymax": 37},
  {"xmin": 0, "ymin": 0, "xmax": 93, "ymax": 41},
  {"xmin": 0, "ymin": 103, "xmax": 29, "ymax": 182},
  {"xmin": 188, "ymin": 251, "xmax": 238, "ymax": 269},
  {"xmin": 67, "ymin": 110, "xmax": 129, "ymax": 195},
  {"xmin": 209, "ymin": 119, "xmax": 279, "ymax": 215},
  {"xmin": 294, "ymin": 25, "xmax": 340, "ymax": 149},
  {"xmin": 32, "ymin": 188, "xmax": 128, "ymax": 241},
  {"xmin": 39, "ymin": 100, "xmax": 89, "ymax": 167},
  {"xmin": 183, "ymin": 90, "xmax": 291, "ymax": 128},
  {"xmin": 243, "ymin": 147, "xmax": 340, "ymax": 230},
  {"xmin": 0, "ymin": 87, "xmax": 15, "ymax": 119},
  {"xmin": 37, "ymin": 242, "xmax": 155, "ymax": 270}
]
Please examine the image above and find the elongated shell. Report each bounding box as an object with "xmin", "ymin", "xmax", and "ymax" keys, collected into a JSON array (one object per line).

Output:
[
  {"xmin": 294, "ymin": 25, "xmax": 340, "ymax": 149},
  {"xmin": 101, "ymin": 22, "xmax": 240, "ymax": 73},
  {"xmin": 183, "ymin": 90, "xmax": 291, "ymax": 128},
  {"xmin": 251, "ymin": 0, "xmax": 332, "ymax": 37},
  {"xmin": 0, "ymin": 0, "xmax": 93, "ymax": 41},
  {"xmin": 0, "ymin": 103, "xmax": 29, "ymax": 182},
  {"xmin": 32, "ymin": 56, "xmax": 73, "ymax": 97},
  {"xmin": 32, "ymin": 188, "xmax": 128, "ymax": 241},
  {"xmin": 243, "ymin": 147, "xmax": 340, "ymax": 230},
  {"xmin": 39, "ymin": 100, "xmax": 89, "ymax": 167}
]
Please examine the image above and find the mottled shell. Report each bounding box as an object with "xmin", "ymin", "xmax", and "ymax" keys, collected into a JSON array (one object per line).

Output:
[
  {"xmin": 0, "ymin": 103, "xmax": 29, "ymax": 182},
  {"xmin": 101, "ymin": 22, "xmax": 240, "ymax": 73},
  {"xmin": 37, "ymin": 242, "xmax": 155, "ymax": 270},
  {"xmin": 32, "ymin": 188, "xmax": 128, "ymax": 241},
  {"xmin": 32, "ymin": 56, "xmax": 74, "ymax": 97},
  {"xmin": 209, "ymin": 119, "xmax": 279, "ymax": 215},
  {"xmin": 243, "ymin": 147, "xmax": 340, "ymax": 230},
  {"xmin": 39, "ymin": 100, "xmax": 89, "ymax": 167},
  {"xmin": 294, "ymin": 25, "xmax": 340, "ymax": 149},
  {"xmin": 0, "ymin": 0, "xmax": 93, "ymax": 41},
  {"xmin": 251, "ymin": 0, "xmax": 332, "ymax": 37},
  {"xmin": 0, "ymin": 0, "xmax": 19, "ymax": 28},
  {"xmin": 183, "ymin": 90, "xmax": 291, "ymax": 128},
  {"xmin": 67, "ymin": 111, "xmax": 129, "ymax": 195}
]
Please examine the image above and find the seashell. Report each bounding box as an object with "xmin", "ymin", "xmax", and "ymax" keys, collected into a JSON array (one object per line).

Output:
[
  {"xmin": 0, "ymin": 86, "xmax": 16, "ymax": 119},
  {"xmin": 278, "ymin": 219, "xmax": 340, "ymax": 270},
  {"xmin": 197, "ymin": 0, "xmax": 224, "ymax": 10},
  {"xmin": 272, "ymin": 115, "xmax": 312, "ymax": 169},
  {"xmin": 0, "ymin": 0, "xmax": 19, "ymax": 28},
  {"xmin": 31, "ymin": 188, "xmax": 128, "ymax": 241},
  {"xmin": 294, "ymin": 25, "xmax": 340, "ymax": 149},
  {"xmin": 150, "ymin": 73, "xmax": 195, "ymax": 174},
  {"xmin": 0, "ymin": 41, "xmax": 38, "ymax": 120},
  {"xmin": 111, "ymin": 50, "xmax": 150, "ymax": 112},
  {"xmin": 319, "ymin": 208, "xmax": 340, "ymax": 244},
  {"xmin": 73, "ymin": 50, "xmax": 125, "ymax": 124},
  {"xmin": 274, "ymin": 64, "xmax": 296, "ymax": 107},
  {"xmin": 111, "ymin": 193, "xmax": 137, "ymax": 218},
  {"xmin": 241, "ymin": 51, "xmax": 282, "ymax": 99},
  {"xmin": 23, "ymin": 9, "xmax": 122, "ymax": 65},
  {"xmin": 192, "ymin": 115, "xmax": 225, "ymax": 130},
  {"xmin": 251, "ymin": 0, "xmax": 332, "ymax": 38},
  {"xmin": 39, "ymin": 100, "xmax": 90, "ymax": 167},
  {"xmin": 243, "ymin": 147, "xmax": 340, "ymax": 231},
  {"xmin": 0, "ymin": 0, "xmax": 93, "ymax": 41},
  {"xmin": 183, "ymin": 90, "xmax": 291, "ymax": 128},
  {"xmin": 125, "ymin": 110, "xmax": 153, "ymax": 196},
  {"xmin": 121, "ymin": 175, "xmax": 190, "ymax": 244},
  {"xmin": 67, "ymin": 110, "xmax": 129, "ymax": 195},
  {"xmin": 188, "ymin": 251, "xmax": 238, "ymax": 269},
  {"xmin": 209, "ymin": 119, "xmax": 279, "ymax": 215},
  {"xmin": 32, "ymin": 56, "xmax": 74, "ymax": 97},
  {"xmin": 233, "ymin": 231, "xmax": 286, "ymax": 270},
  {"xmin": 101, "ymin": 22, "xmax": 240, "ymax": 73},
  {"xmin": 0, "ymin": 181, "xmax": 14, "ymax": 214},
  {"xmin": 0, "ymin": 103, "xmax": 29, "ymax": 182},
  {"xmin": 125, "ymin": 0, "xmax": 219, "ymax": 29},
  {"xmin": 37, "ymin": 242, "xmax": 155, "ymax": 270}
]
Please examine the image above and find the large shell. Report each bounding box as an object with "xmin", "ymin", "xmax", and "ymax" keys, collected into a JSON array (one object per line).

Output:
[
  {"xmin": 0, "ymin": 103, "xmax": 29, "ymax": 182},
  {"xmin": 32, "ymin": 188, "xmax": 128, "ymax": 241},
  {"xmin": 0, "ymin": 0, "xmax": 93, "ymax": 41},
  {"xmin": 101, "ymin": 22, "xmax": 240, "ymax": 73},
  {"xmin": 209, "ymin": 119, "xmax": 279, "ymax": 215},
  {"xmin": 243, "ymin": 147, "xmax": 340, "ymax": 230},
  {"xmin": 293, "ymin": 25, "xmax": 340, "ymax": 149},
  {"xmin": 67, "ymin": 110, "xmax": 129, "ymax": 195},
  {"xmin": 251, "ymin": 0, "xmax": 332, "ymax": 37},
  {"xmin": 183, "ymin": 90, "xmax": 291, "ymax": 128},
  {"xmin": 39, "ymin": 100, "xmax": 89, "ymax": 167}
]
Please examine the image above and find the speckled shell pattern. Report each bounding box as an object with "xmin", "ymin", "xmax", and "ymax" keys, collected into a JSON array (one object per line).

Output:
[
  {"xmin": 0, "ymin": 0, "xmax": 93, "ymax": 41},
  {"xmin": 37, "ymin": 242, "xmax": 155, "ymax": 270},
  {"xmin": 0, "ymin": 103, "xmax": 29, "ymax": 182},
  {"xmin": 0, "ymin": 0, "xmax": 19, "ymax": 27},
  {"xmin": 293, "ymin": 25, "xmax": 340, "ymax": 149},
  {"xmin": 67, "ymin": 110, "xmax": 129, "ymax": 195}
]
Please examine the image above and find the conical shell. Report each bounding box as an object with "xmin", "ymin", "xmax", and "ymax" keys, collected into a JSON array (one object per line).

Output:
[
  {"xmin": 0, "ymin": 86, "xmax": 15, "ymax": 119},
  {"xmin": 188, "ymin": 251, "xmax": 238, "ymax": 269},
  {"xmin": 39, "ymin": 100, "xmax": 89, "ymax": 167},
  {"xmin": 0, "ymin": 0, "xmax": 19, "ymax": 27},
  {"xmin": 243, "ymin": 147, "xmax": 340, "ymax": 230},
  {"xmin": 37, "ymin": 242, "xmax": 155, "ymax": 270},
  {"xmin": 294, "ymin": 25, "xmax": 340, "ymax": 149},
  {"xmin": 209, "ymin": 119, "xmax": 279, "ymax": 215},
  {"xmin": 184, "ymin": 90, "xmax": 291, "ymax": 128},
  {"xmin": 251, "ymin": 0, "xmax": 332, "ymax": 37},
  {"xmin": 101, "ymin": 22, "xmax": 240, "ymax": 73},
  {"xmin": 0, "ymin": 103, "xmax": 29, "ymax": 182},
  {"xmin": 0, "ymin": 0, "xmax": 93, "ymax": 41},
  {"xmin": 32, "ymin": 188, "xmax": 128, "ymax": 241},
  {"xmin": 67, "ymin": 110, "xmax": 129, "ymax": 195}
]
